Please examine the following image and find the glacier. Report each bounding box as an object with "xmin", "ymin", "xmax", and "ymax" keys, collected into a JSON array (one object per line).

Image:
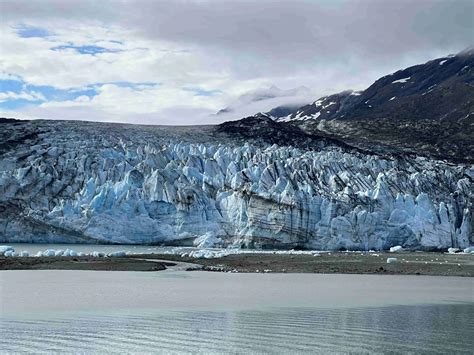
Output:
[{"xmin": 0, "ymin": 119, "xmax": 472, "ymax": 250}]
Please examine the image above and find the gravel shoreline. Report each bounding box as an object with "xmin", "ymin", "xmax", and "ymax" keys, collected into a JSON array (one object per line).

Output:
[
  {"xmin": 1, "ymin": 252, "xmax": 473, "ymax": 276},
  {"xmin": 0, "ymin": 256, "xmax": 172, "ymax": 272}
]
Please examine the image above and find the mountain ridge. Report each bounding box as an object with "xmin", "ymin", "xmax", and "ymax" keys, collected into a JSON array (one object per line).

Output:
[{"xmin": 238, "ymin": 48, "xmax": 474, "ymax": 163}]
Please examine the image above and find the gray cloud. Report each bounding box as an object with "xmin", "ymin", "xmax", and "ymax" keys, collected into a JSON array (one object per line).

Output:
[
  {"xmin": 1, "ymin": 0, "xmax": 473, "ymax": 124},
  {"xmin": 129, "ymin": 1, "xmax": 473, "ymax": 58},
  {"xmin": 4, "ymin": 1, "xmax": 471, "ymax": 59}
]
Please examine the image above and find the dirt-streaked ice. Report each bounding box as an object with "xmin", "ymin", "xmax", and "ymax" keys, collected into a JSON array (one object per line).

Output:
[{"xmin": 0, "ymin": 121, "xmax": 471, "ymax": 250}]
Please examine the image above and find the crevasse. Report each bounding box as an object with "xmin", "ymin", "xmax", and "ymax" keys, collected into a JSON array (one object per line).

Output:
[{"xmin": 0, "ymin": 121, "xmax": 471, "ymax": 250}]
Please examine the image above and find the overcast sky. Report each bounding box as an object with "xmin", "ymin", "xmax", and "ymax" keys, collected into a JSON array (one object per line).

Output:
[{"xmin": 0, "ymin": 0, "xmax": 472, "ymax": 125}]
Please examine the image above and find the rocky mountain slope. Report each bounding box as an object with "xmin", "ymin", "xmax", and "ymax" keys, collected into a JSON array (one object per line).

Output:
[
  {"xmin": 266, "ymin": 49, "xmax": 474, "ymax": 163},
  {"xmin": 0, "ymin": 118, "xmax": 472, "ymax": 249}
]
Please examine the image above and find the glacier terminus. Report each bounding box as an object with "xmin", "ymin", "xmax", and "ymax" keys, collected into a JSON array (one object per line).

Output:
[{"xmin": 0, "ymin": 118, "xmax": 471, "ymax": 250}]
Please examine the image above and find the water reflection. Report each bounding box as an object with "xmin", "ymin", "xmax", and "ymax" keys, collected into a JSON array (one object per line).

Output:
[{"xmin": 1, "ymin": 304, "xmax": 472, "ymax": 353}]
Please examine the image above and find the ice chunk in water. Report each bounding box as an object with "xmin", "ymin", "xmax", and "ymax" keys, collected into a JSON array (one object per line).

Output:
[
  {"xmin": 0, "ymin": 246, "xmax": 15, "ymax": 255},
  {"xmin": 108, "ymin": 251, "xmax": 126, "ymax": 257}
]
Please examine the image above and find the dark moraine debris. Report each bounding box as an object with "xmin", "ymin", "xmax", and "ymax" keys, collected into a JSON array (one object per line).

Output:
[{"xmin": 216, "ymin": 112, "xmax": 362, "ymax": 152}]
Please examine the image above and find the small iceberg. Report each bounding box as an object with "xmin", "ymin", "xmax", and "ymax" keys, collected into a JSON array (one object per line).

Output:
[
  {"xmin": 187, "ymin": 249, "xmax": 231, "ymax": 259},
  {"xmin": 386, "ymin": 257, "xmax": 398, "ymax": 264},
  {"xmin": 389, "ymin": 246, "xmax": 403, "ymax": 253},
  {"xmin": 30, "ymin": 248, "xmax": 81, "ymax": 257},
  {"xmin": 108, "ymin": 251, "xmax": 126, "ymax": 257},
  {"xmin": 62, "ymin": 249, "xmax": 78, "ymax": 257},
  {"xmin": 0, "ymin": 246, "xmax": 15, "ymax": 255},
  {"xmin": 91, "ymin": 251, "xmax": 106, "ymax": 257},
  {"xmin": 42, "ymin": 249, "xmax": 57, "ymax": 257},
  {"xmin": 463, "ymin": 246, "xmax": 474, "ymax": 254}
]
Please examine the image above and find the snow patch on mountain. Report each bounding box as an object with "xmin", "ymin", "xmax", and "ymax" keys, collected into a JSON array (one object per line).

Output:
[{"xmin": 392, "ymin": 77, "xmax": 411, "ymax": 84}]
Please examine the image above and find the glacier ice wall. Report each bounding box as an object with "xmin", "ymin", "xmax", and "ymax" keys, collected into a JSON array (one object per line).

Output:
[{"xmin": 0, "ymin": 120, "xmax": 472, "ymax": 250}]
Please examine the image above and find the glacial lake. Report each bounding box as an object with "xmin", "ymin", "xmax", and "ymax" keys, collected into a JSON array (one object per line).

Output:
[
  {"xmin": 4, "ymin": 243, "xmax": 187, "ymax": 255},
  {"xmin": 1, "ymin": 271, "xmax": 473, "ymax": 353}
]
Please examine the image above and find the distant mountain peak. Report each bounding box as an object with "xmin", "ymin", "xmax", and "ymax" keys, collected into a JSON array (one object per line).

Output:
[{"xmin": 215, "ymin": 85, "xmax": 314, "ymax": 120}]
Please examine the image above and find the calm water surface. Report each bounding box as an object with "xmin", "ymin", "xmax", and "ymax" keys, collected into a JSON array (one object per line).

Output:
[
  {"xmin": 4, "ymin": 243, "xmax": 179, "ymax": 254},
  {"xmin": 1, "ymin": 271, "xmax": 473, "ymax": 354}
]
